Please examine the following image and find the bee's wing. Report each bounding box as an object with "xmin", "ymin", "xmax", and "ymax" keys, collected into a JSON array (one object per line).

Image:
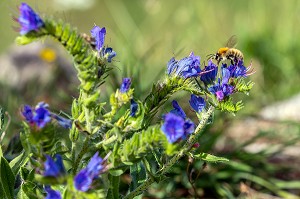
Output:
[{"xmin": 226, "ymin": 35, "xmax": 238, "ymax": 48}]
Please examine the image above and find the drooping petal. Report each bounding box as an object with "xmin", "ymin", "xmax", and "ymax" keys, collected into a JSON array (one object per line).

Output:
[
  {"xmin": 170, "ymin": 100, "xmax": 186, "ymax": 119},
  {"xmin": 33, "ymin": 105, "xmax": 51, "ymax": 128},
  {"xmin": 45, "ymin": 186, "xmax": 61, "ymax": 199},
  {"xmin": 103, "ymin": 47, "xmax": 116, "ymax": 62},
  {"xmin": 200, "ymin": 60, "xmax": 218, "ymax": 85},
  {"xmin": 44, "ymin": 155, "xmax": 65, "ymax": 177},
  {"xmin": 74, "ymin": 169, "xmax": 92, "ymax": 192},
  {"xmin": 52, "ymin": 114, "xmax": 72, "ymax": 129},
  {"xmin": 22, "ymin": 105, "xmax": 34, "ymax": 123}
]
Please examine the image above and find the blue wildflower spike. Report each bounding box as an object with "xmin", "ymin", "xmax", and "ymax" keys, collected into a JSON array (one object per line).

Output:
[
  {"xmin": 120, "ymin": 78, "xmax": 132, "ymax": 93},
  {"xmin": 44, "ymin": 154, "xmax": 65, "ymax": 177},
  {"xmin": 161, "ymin": 113, "xmax": 185, "ymax": 143},
  {"xmin": 200, "ymin": 60, "xmax": 218, "ymax": 85},
  {"xmin": 130, "ymin": 99, "xmax": 138, "ymax": 117},
  {"xmin": 45, "ymin": 186, "xmax": 62, "ymax": 199},
  {"xmin": 90, "ymin": 25, "xmax": 106, "ymax": 51},
  {"xmin": 74, "ymin": 152, "xmax": 106, "ymax": 192},
  {"xmin": 189, "ymin": 94, "xmax": 206, "ymax": 113},
  {"xmin": 226, "ymin": 60, "xmax": 252, "ymax": 78},
  {"xmin": 18, "ymin": 3, "xmax": 44, "ymax": 35}
]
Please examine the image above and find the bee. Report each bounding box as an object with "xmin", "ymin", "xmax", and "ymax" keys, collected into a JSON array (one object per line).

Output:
[{"xmin": 208, "ymin": 35, "xmax": 244, "ymax": 65}]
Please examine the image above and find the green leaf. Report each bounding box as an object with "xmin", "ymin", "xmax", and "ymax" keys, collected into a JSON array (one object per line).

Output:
[
  {"xmin": 0, "ymin": 157, "xmax": 16, "ymax": 199},
  {"xmin": 0, "ymin": 106, "xmax": 4, "ymax": 131},
  {"xmin": 193, "ymin": 152, "xmax": 229, "ymax": 163},
  {"xmin": 129, "ymin": 163, "xmax": 146, "ymax": 192},
  {"xmin": 107, "ymin": 175, "xmax": 120, "ymax": 199},
  {"xmin": 9, "ymin": 151, "xmax": 29, "ymax": 175},
  {"xmin": 109, "ymin": 169, "xmax": 125, "ymax": 176}
]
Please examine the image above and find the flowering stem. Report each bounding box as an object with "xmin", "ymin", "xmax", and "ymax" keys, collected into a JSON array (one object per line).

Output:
[{"xmin": 123, "ymin": 105, "xmax": 215, "ymax": 199}]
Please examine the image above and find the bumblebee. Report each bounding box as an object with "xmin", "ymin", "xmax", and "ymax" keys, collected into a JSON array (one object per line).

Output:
[{"xmin": 208, "ymin": 36, "xmax": 244, "ymax": 65}]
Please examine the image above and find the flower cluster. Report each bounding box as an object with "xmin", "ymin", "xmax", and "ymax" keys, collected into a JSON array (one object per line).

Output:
[
  {"xmin": 17, "ymin": 3, "xmax": 44, "ymax": 35},
  {"xmin": 22, "ymin": 102, "xmax": 72, "ymax": 129}
]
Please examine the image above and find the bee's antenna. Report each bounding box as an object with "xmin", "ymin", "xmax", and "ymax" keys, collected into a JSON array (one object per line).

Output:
[{"xmin": 206, "ymin": 54, "xmax": 215, "ymax": 60}]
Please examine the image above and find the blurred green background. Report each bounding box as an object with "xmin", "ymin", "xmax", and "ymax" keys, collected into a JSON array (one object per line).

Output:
[{"xmin": 1, "ymin": 0, "xmax": 300, "ymax": 198}]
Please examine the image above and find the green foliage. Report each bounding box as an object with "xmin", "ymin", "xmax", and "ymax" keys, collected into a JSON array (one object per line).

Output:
[
  {"xmin": 192, "ymin": 152, "xmax": 229, "ymax": 163},
  {"xmin": 216, "ymin": 98, "xmax": 244, "ymax": 113},
  {"xmin": 0, "ymin": 157, "xmax": 15, "ymax": 199}
]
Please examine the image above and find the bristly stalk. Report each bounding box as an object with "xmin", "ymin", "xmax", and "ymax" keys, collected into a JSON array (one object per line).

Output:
[{"xmin": 123, "ymin": 105, "xmax": 214, "ymax": 199}]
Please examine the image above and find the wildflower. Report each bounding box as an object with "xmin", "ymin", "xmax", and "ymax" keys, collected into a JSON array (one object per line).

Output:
[
  {"xmin": 101, "ymin": 47, "xmax": 117, "ymax": 63},
  {"xmin": 120, "ymin": 78, "xmax": 131, "ymax": 93},
  {"xmin": 33, "ymin": 102, "xmax": 51, "ymax": 128},
  {"xmin": 22, "ymin": 102, "xmax": 51, "ymax": 128},
  {"xmin": 200, "ymin": 60, "xmax": 218, "ymax": 85},
  {"xmin": 161, "ymin": 113, "xmax": 185, "ymax": 143},
  {"xmin": 90, "ymin": 26, "xmax": 106, "ymax": 51},
  {"xmin": 17, "ymin": 3, "xmax": 44, "ymax": 35},
  {"xmin": 130, "ymin": 99, "xmax": 138, "ymax": 117},
  {"xmin": 189, "ymin": 94, "xmax": 206, "ymax": 113},
  {"xmin": 226, "ymin": 60, "xmax": 252, "ymax": 78},
  {"xmin": 44, "ymin": 154, "xmax": 65, "ymax": 177},
  {"xmin": 161, "ymin": 101, "xmax": 195, "ymax": 143},
  {"xmin": 167, "ymin": 52, "xmax": 201, "ymax": 79},
  {"xmin": 74, "ymin": 152, "xmax": 105, "ymax": 192},
  {"xmin": 52, "ymin": 114, "xmax": 72, "ymax": 129},
  {"xmin": 208, "ymin": 68, "xmax": 234, "ymax": 101},
  {"xmin": 22, "ymin": 105, "xmax": 34, "ymax": 124},
  {"xmin": 45, "ymin": 186, "xmax": 61, "ymax": 199}
]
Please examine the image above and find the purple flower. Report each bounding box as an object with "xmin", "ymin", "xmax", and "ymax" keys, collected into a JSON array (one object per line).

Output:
[
  {"xmin": 120, "ymin": 78, "xmax": 131, "ymax": 93},
  {"xmin": 52, "ymin": 114, "xmax": 72, "ymax": 129},
  {"xmin": 161, "ymin": 101, "xmax": 195, "ymax": 143},
  {"xmin": 200, "ymin": 60, "xmax": 218, "ymax": 85},
  {"xmin": 161, "ymin": 113, "xmax": 185, "ymax": 143},
  {"xmin": 22, "ymin": 105, "xmax": 34, "ymax": 124},
  {"xmin": 74, "ymin": 152, "xmax": 105, "ymax": 192},
  {"xmin": 208, "ymin": 68, "xmax": 234, "ymax": 101},
  {"xmin": 130, "ymin": 99, "xmax": 138, "ymax": 117},
  {"xmin": 90, "ymin": 26, "xmax": 106, "ymax": 51},
  {"xmin": 32, "ymin": 102, "xmax": 51, "ymax": 128},
  {"xmin": 101, "ymin": 47, "xmax": 117, "ymax": 63},
  {"xmin": 44, "ymin": 154, "xmax": 65, "ymax": 177},
  {"xmin": 45, "ymin": 186, "xmax": 61, "ymax": 199},
  {"xmin": 18, "ymin": 3, "xmax": 44, "ymax": 35},
  {"xmin": 189, "ymin": 94, "xmax": 206, "ymax": 113},
  {"xmin": 226, "ymin": 60, "xmax": 251, "ymax": 78},
  {"xmin": 167, "ymin": 52, "xmax": 201, "ymax": 79},
  {"xmin": 170, "ymin": 100, "xmax": 186, "ymax": 119}
]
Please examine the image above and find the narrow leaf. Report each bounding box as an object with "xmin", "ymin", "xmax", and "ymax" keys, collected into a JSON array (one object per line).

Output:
[
  {"xmin": 193, "ymin": 152, "xmax": 229, "ymax": 163},
  {"xmin": 0, "ymin": 157, "xmax": 16, "ymax": 199}
]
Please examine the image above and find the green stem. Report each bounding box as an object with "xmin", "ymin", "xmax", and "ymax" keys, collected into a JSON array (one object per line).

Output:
[
  {"xmin": 72, "ymin": 136, "xmax": 90, "ymax": 175},
  {"xmin": 123, "ymin": 106, "xmax": 215, "ymax": 199}
]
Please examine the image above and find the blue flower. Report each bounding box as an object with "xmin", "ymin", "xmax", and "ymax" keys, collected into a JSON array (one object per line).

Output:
[
  {"xmin": 33, "ymin": 102, "xmax": 51, "ymax": 128},
  {"xmin": 200, "ymin": 60, "xmax": 218, "ymax": 85},
  {"xmin": 170, "ymin": 100, "xmax": 186, "ymax": 119},
  {"xmin": 208, "ymin": 68, "xmax": 234, "ymax": 101},
  {"xmin": 90, "ymin": 26, "xmax": 106, "ymax": 51},
  {"xmin": 161, "ymin": 113, "xmax": 185, "ymax": 143},
  {"xmin": 189, "ymin": 94, "xmax": 206, "ymax": 113},
  {"xmin": 52, "ymin": 114, "xmax": 72, "ymax": 129},
  {"xmin": 120, "ymin": 78, "xmax": 131, "ymax": 93},
  {"xmin": 44, "ymin": 154, "xmax": 65, "ymax": 177},
  {"xmin": 18, "ymin": 3, "xmax": 44, "ymax": 35},
  {"xmin": 161, "ymin": 101, "xmax": 195, "ymax": 143},
  {"xmin": 45, "ymin": 186, "xmax": 61, "ymax": 199},
  {"xmin": 226, "ymin": 60, "xmax": 250, "ymax": 78},
  {"xmin": 130, "ymin": 99, "xmax": 138, "ymax": 117},
  {"xmin": 22, "ymin": 105, "xmax": 34, "ymax": 124},
  {"xmin": 74, "ymin": 152, "xmax": 105, "ymax": 192},
  {"xmin": 167, "ymin": 52, "xmax": 201, "ymax": 79},
  {"xmin": 101, "ymin": 47, "xmax": 117, "ymax": 63}
]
